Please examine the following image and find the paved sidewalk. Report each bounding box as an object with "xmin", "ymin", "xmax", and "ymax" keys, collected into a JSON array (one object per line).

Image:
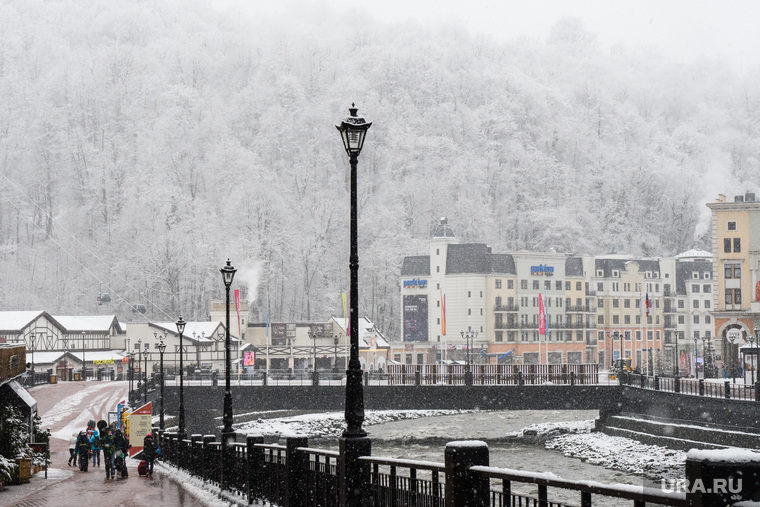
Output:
[{"xmin": 0, "ymin": 381, "xmax": 228, "ymax": 507}]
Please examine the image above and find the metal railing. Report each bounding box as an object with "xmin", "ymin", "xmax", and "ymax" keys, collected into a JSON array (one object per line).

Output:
[
  {"xmin": 386, "ymin": 364, "xmax": 599, "ymax": 385},
  {"xmin": 158, "ymin": 431, "xmax": 732, "ymax": 506},
  {"xmin": 623, "ymin": 372, "xmax": 760, "ymax": 401}
]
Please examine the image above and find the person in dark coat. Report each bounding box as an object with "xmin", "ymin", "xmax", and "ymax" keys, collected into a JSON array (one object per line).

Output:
[
  {"xmin": 143, "ymin": 433, "xmax": 157, "ymax": 477},
  {"xmin": 76, "ymin": 431, "xmax": 90, "ymax": 471}
]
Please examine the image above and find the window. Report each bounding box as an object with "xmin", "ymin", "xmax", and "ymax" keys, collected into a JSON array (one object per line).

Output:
[
  {"xmin": 565, "ymin": 281, "xmax": 571, "ymax": 290},
  {"xmin": 692, "ymin": 284, "xmax": 700, "ymax": 293},
  {"xmin": 693, "ymin": 315, "xmax": 700, "ymax": 324},
  {"xmin": 596, "ymin": 270, "xmax": 604, "ymax": 277},
  {"xmin": 508, "ymin": 280, "xmax": 514, "ymax": 289},
  {"xmin": 576, "ymin": 281, "xmax": 582, "ymax": 291},
  {"xmin": 598, "ymin": 331, "xmax": 605, "ymax": 341},
  {"xmin": 636, "ymin": 315, "xmax": 641, "ymax": 324},
  {"xmin": 556, "ymin": 281, "xmax": 563, "ymax": 290},
  {"xmin": 624, "ymin": 315, "xmax": 631, "ymax": 324},
  {"xmin": 496, "ymin": 331, "xmax": 503, "ymax": 342},
  {"xmin": 612, "ymin": 299, "xmax": 619, "ymax": 308},
  {"xmin": 495, "ymin": 279, "xmax": 502, "ymax": 289},
  {"xmin": 437, "ymin": 300, "xmax": 440, "ymax": 307},
  {"xmin": 521, "ymin": 280, "xmax": 528, "ymax": 289},
  {"xmin": 725, "ymin": 263, "xmax": 741, "ymax": 279},
  {"xmin": 703, "ymin": 284, "xmax": 711, "ymax": 293},
  {"xmin": 724, "ymin": 238, "xmax": 731, "ymax": 253},
  {"xmin": 692, "ymin": 272, "xmax": 699, "ymax": 279},
  {"xmin": 436, "ymin": 248, "xmax": 440, "ymax": 255},
  {"xmin": 612, "ymin": 282, "xmax": 620, "ymax": 291},
  {"xmin": 533, "ymin": 280, "xmax": 539, "ymax": 290},
  {"xmin": 598, "ymin": 315, "xmax": 604, "ymax": 324},
  {"xmin": 437, "ymin": 266, "xmax": 440, "ymax": 273},
  {"xmin": 705, "ymin": 315, "xmax": 711, "ymax": 324},
  {"xmin": 703, "ymin": 272, "xmax": 711, "ymax": 279},
  {"xmin": 480, "ymin": 308, "xmax": 483, "ymax": 315},
  {"xmin": 705, "ymin": 300, "xmax": 711, "ymax": 308},
  {"xmin": 678, "ymin": 299, "xmax": 684, "ymax": 308},
  {"xmin": 468, "ymin": 309, "xmax": 472, "ymax": 315},
  {"xmin": 480, "ymin": 291, "xmax": 483, "ymax": 297},
  {"xmin": 678, "ymin": 315, "xmax": 685, "ymax": 324},
  {"xmin": 598, "ymin": 298, "xmax": 604, "ymax": 308},
  {"xmin": 544, "ymin": 280, "xmax": 551, "ymax": 290},
  {"xmin": 597, "ymin": 282, "xmax": 604, "ymax": 291},
  {"xmin": 636, "ymin": 331, "xmax": 641, "ymax": 340},
  {"xmin": 612, "ymin": 270, "xmax": 619, "ymax": 278},
  {"xmin": 693, "ymin": 300, "xmax": 700, "ymax": 308},
  {"xmin": 734, "ymin": 238, "xmax": 741, "ymax": 252},
  {"xmin": 624, "ymin": 299, "xmax": 630, "ymax": 308},
  {"xmin": 728, "ymin": 221, "xmax": 737, "ymax": 231},
  {"xmin": 612, "ymin": 315, "xmax": 620, "ymax": 324}
]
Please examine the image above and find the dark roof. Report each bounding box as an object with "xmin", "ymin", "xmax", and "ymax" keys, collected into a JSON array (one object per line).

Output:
[
  {"xmin": 401, "ymin": 256, "xmax": 430, "ymax": 276},
  {"xmin": 446, "ymin": 244, "xmax": 515, "ymax": 275},
  {"xmin": 595, "ymin": 258, "xmax": 662, "ymax": 278},
  {"xmin": 675, "ymin": 260, "xmax": 712, "ymax": 295},
  {"xmin": 565, "ymin": 257, "xmax": 584, "ymax": 277},
  {"xmin": 432, "ymin": 218, "xmax": 455, "ymax": 238}
]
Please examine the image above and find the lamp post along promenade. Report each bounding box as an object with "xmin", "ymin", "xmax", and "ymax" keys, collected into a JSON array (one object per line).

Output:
[
  {"xmin": 336, "ymin": 104, "xmax": 372, "ymax": 507},
  {"xmin": 176, "ymin": 316, "xmax": 187, "ymax": 437},
  {"xmin": 220, "ymin": 258, "xmax": 237, "ymax": 492},
  {"xmin": 158, "ymin": 338, "xmax": 166, "ymax": 430}
]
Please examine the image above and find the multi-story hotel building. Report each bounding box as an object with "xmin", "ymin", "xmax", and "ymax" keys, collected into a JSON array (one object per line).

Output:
[
  {"xmin": 706, "ymin": 192, "xmax": 760, "ymax": 374},
  {"xmin": 400, "ymin": 218, "xmax": 717, "ymax": 373}
]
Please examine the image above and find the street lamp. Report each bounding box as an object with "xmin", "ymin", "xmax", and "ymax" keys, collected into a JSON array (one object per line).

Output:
[
  {"xmin": 143, "ymin": 341, "xmax": 149, "ymax": 404},
  {"xmin": 701, "ymin": 336, "xmax": 709, "ymax": 379},
  {"xmin": 30, "ymin": 331, "xmax": 35, "ymax": 382},
  {"xmin": 460, "ymin": 330, "xmax": 477, "ymax": 386},
  {"xmin": 333, "ymin": 335, "xmax": 340, "ymax": 373},
  {"xmin": 176, "ymin": 315, "xmax": 187, "ymax": 437},
  {"xmin": 220, "ymin": 259, "xmax": 237, "ymax": 492},
  {"xmin": 751, "ymin": 328, "xmax": 759, "ymax": 386},
  {"xmin": 128, "ymin": 352, "xmax": 135, "ymax": 405},
  {"xmin": 137, "ymin": 338, "xmax": 143, "ymax": 394},
  {"xmin": 308, "ymin": 327, "xmax": 319, "ymax": 386},
  {"xmin": 336, "ymin": 104, "xmax": 372, "ymax": 507},
  {"xmin": 673, "ymin": 326, "xmax": 679, "ymax": 377},
  {"xmin": 62, "ymin": 336, "xmax": 69, "ymax": 381},
  {"xmin": 81, "ymin": 331, "xmax": 86, "ymax": 381},
  {"xmin": 158, "ymin": 338, "xmax": 166, "ymax": 430},
  {"xmin": 727, "ymin": 332, "xmax": 737, "ymax": 383}
]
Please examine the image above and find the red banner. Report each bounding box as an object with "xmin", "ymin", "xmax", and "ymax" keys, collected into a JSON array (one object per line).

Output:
[{"xmin": 538, "ymin": 293, "xmax": 546, "ymax": 335}]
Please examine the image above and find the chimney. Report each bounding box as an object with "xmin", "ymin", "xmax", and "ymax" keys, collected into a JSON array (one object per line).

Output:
[
  {"xmin": 735, "ymin": 195, "xmax": 744, "ymax": 203},
  {"xmin": 746, "ymin": 192, "xmax": 756, "ymax": 202}
]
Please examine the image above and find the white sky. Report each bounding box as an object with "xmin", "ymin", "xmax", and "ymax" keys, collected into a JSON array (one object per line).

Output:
[{"xmin": 256, "ymin": 0, "xmax": 760, "ymax": 72}]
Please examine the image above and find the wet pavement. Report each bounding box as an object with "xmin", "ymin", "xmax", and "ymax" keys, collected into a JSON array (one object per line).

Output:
[{"xmin": 0, "ymin": 381, "xmax": 221, "ymax": 507}]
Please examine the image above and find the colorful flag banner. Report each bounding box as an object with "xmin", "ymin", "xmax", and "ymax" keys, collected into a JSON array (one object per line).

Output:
[
  {"xmin": 234, "ymin": 289, "xmax": 241, "ymax": 337},
  {"xmin": 440, "ymin": 289, "xmax": 447, "ymax": 336},
  {"xmin": 538, "ymin": 293, "xmax": 546, "ymax": 335}
]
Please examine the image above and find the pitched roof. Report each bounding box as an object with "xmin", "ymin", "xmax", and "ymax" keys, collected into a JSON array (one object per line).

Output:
[{"xmin": 401, "ymin": 256, "xmax": 430, "ymax": 276}]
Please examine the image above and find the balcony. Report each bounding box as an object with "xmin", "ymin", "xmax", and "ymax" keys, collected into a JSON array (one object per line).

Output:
[
  {"xmin": 494, "ymin": 303, "xmax": 519, "ymax": 312},
  {"xmin": 566, "ymin": 305, "xmax": 595, "ymax": 313}
]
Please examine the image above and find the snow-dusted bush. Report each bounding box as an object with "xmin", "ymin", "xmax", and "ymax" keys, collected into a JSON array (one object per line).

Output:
[{"xmin": 0, "ymin": 406, "xmax": 32, "ymax": 484}]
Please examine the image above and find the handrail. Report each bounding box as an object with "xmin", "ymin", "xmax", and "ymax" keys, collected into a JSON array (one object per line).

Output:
[
  {"xmin": 471, "ymin": 465, "xmax": 688, "ymax": 506},
  {"xmin": 360, "ymin": 455, "xmax": 445, "ymax": 472}
]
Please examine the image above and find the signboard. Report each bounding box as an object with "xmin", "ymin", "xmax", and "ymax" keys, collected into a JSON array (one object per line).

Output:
[
  {"xmin": 127, "ymin": 402, "xmax": 152, "ymax": 457},
  {"xmin": 108, "ymin": 411, "xmax": 119, "ymax": 427},
  {"xmin": 403, "ymin": 278, "xmax": 428, "ymax": 289},
  {"xmin": 243, "ymin": 351, "xmax": 256, "ymax": 366},
  {"xmin": 403, "ymin": 295, "xmax": 428, "ymax": 342},
  {"xmin": 531, "ymin": 264, "xmax": 554, "ymax": 276}
]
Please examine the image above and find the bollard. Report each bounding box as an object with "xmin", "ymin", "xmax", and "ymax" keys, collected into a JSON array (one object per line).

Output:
[
  {"xmin": 685, "ymin": 448, "xmax": 760, "ymax": 506},
  {"xmin": 364, "ymin": 370, "xmax": 369, "ymax": 386},
  {"xmin": 674, "ymin": 376, "xmax": 680, "ymax": 393},
  {"xmin": 725, "ymin": 381, "xmax": 731, "ymax": 399},
  {"xmin": 756, "ymin": 381, "xmax": 760, "ymax": 402},
  {"xmin": 699, "ymin": 378, "xmax": 705, "ymax": 396},
  {"xmin": 445, "ymin": 441, "xmax": 489, "ymax": 507},
  {"xmin": 518, "ymin": 371, "xmax": 524, "ymax": 386},
  {"xmin": 202, "ymin": 435, "xmax": 215, "ymax": 482},
  {"xmin": 570, "ymin": 370, "xmax": 575, "ymax": 386},
  {"xmin": 415, "ymin": 370, "xmax": 421, "ymax": 386},
  {"xmin": 339, "ymin": 435, "xmax": 372, "ymax": 507},
  {"xmin": 654, "ymin": 376, "xmax": 659, "ymax": 391},
  {"xmin": 246, "ymin": 435, "xmax": 265, "ymax": 504}
]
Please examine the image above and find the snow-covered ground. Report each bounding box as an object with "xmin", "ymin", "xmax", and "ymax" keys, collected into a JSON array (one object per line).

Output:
[{"xmin": 506, "ymin": 419, "xmax": 686, "ymax": 480}]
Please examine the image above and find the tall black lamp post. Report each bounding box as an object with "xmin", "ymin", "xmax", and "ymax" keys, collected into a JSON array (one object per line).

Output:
[
  {"xmin": 460, "ymin": 330, "xmax": 477, "ymax": 386},
  {"xmin": 336, "ymin": 104, "xmax": 372, "ymax": 507},
  {"xmin": 673, "ymin": 326, "xmax": 679, "ymax": 377},
  {"xmin": 30, "ymin": 331, "xmax": 36, "ymax": 381},
  {"xmin": 143, "ymin": 341, "xmax": 149, "ymax": 404},
  {"xmin": 333, "ymin": 334, "xmax": 340, "ymax": 373},
  {"xmin": 81, "ymin": 331, "xmax": 87, "ymax": 381},
  {"xmin": 137, "ymin": 338, "xmax": 143, "ymax": 394},
  {"xmin": 220, "ymin": 259, "xmax": 237, "ymax": 492},
  {"xmin": 751, "ymin": 328, "xmax": 758, "ymax": 386},
  {"xmin": 158, "ymin": 338, "xmax": 166, "ymax": 430},
  {"xmin": 176, "ymin": 316, "xmax": 187, "ymax": 437},
  {"xmin": 128, "ymin": 352, "xmax": 135, "ymax": 405},
  {"xmin": 308, "ymin": 327, "xmax": 319, "ymax": 386}
]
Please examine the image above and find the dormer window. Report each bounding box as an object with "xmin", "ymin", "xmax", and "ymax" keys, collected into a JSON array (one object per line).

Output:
[
  {"xmin": 596, "ymin": 270, "xmax": 604, "ymax": 277},
  {"xmin": 612, "ymin": 270, "xmax": 619, "ymax": 277}
]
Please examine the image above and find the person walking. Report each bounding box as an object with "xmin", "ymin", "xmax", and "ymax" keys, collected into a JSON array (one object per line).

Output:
[
  {"xmin": 142, "ymin": 433, "xmax": 157, "ymax": 477},
  {"xmin": 101, "ymin": 427, "xmax": 116, "ymax": 480},
  {"xmin": 90, "ymin": 429, "xmax": 102, "ymax": 467},
  {"xmin": 67, "ymin": 432, "xmax": 78, "ymax": 467},
  {"xmin": 76, "ymin": 430, "xmax": 90, "ymax": 471}
]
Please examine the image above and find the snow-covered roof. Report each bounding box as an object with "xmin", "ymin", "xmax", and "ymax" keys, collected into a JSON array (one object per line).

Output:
[
  {"xmin": 54, "ymin": 315, "xmax": 121, "ymax": 333},
  {"xmin": 148, "ymin": 321, "xmax": 239, "ymax": 342},
  {"xmin": 0, "ymin": 311, "xmax": 46, "ymax": 331},
  {"xmin": 676, "ymin": 249, "xmax": 712, "ymax": 259},
  {"xmin": 330, "ymin": 316, "xmax": 390, "ymax": 349},
  {"xmin": 29, "ymin": 350, "xmax": 126, "ymax": 364}
]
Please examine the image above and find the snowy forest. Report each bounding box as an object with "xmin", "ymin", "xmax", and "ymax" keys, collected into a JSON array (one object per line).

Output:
[{"xmin": 1, "ymin": 0, "xmax": 759, "ymax": 340}]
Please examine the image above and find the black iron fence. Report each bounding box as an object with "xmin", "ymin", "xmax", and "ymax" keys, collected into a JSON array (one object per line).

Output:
[
  {"xmin": 156, "ymin": 430, "xmax": 756, "ymax": 506},
  {"xmin": 623, "ymin": 372, "xmax": 760, "ymax": 401},
  {"xmin": 386, "ymin": 363, "xmax": 599, "ymax": 385}
]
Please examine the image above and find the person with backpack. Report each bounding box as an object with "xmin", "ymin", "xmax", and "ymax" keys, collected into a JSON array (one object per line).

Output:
[
  {"xmin": 101, "ymin": 427, "xmax": 116, "ymax": 480},
  {"xmin": 67, "ymin": 432, "xmax": 78, "ymax": 467},
  {"xmin": 142, "ymin": 433, "xmax": 157, "ymax": 477},
  {"xmin": 90, "ymin": 429, "xmax": 102, "ymax": 467},
  {"xmin": 76, "ymin": 430, "xmax": 90, "ymax": 471},
  {"xmin": 113, "ymin": 428, "xmax": 131, "ymax": 478}
]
